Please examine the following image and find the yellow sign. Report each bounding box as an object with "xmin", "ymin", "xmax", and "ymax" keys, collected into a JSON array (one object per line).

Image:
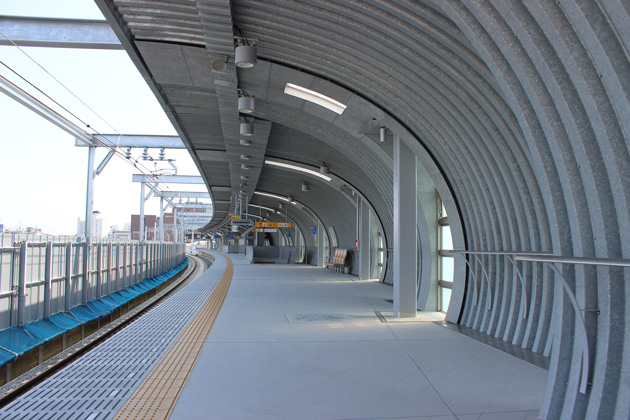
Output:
[{"xmin": 255, "ymin": 222, "xmax": 292, "ymax": 228}]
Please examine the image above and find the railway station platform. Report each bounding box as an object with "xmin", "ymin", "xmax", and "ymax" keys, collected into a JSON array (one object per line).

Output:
[{"xmin": 0, "ymin": 251, "xmax": 547, "ymax": 420}]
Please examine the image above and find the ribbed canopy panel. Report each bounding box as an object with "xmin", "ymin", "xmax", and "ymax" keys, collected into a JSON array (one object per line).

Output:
[{"xmin": 97, "ymin": 0, "xmax": 630, "ymax": 418}]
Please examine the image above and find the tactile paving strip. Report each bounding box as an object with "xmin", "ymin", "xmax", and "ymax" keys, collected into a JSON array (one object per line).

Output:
[
  {"xmin": 113, "ymin": 254, "xmax": 233, "ymax": 420},
  {"xmin": 0, "ymin": 253, "xmax": 231, "ymax": 420}
]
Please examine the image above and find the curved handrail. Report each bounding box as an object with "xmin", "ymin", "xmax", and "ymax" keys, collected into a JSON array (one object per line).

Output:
[
  {"xmin": 454, "ymin": 254, "xmax": 478, "ymax": 306},
  {"xmin": 515, "ymin": 254, "xmax": 630, "ymax": 394},
  {"xmin": 447, "ymin": 250, "xmax": 552, "ymax": 313}
]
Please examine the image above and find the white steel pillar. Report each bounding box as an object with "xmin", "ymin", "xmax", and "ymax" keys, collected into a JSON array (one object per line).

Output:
[
  {"xmin": 159, "ymin": 197, "xmax": 165, "ymax": 242},
  {"xmin": 393, "ymin": 135, "xmax": 417, "ymax": 317},
  {"xmin": 316, "ymin": 220, "xmax": 325, "ymax": 267},
  {"xmin": 358, "ymin": 198, "xmax": 371, "ymax": 280},
  {"xmin": 85, "ymin": 145, "xmax": 96, "ymax": 242},
  {"xmin": 139, "ymin": 182, "xmax": 145, "ymax": 241}
]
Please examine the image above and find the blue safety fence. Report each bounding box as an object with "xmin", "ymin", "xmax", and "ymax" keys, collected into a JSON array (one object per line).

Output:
[{"xmin": 0, "ymin": 258, "xmax": 188, "ymax": 367}]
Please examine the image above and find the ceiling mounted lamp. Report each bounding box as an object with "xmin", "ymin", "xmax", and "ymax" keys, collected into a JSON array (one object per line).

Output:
[
  {"xmin": 302, "ymin": 181, "xmax": 309, "ymax": 192},
  {"xmin": 320, "ymin": 162, "xmax": 330, "ymax": 175},
  {"xmin": 240, "ymin": 118, "xmax": 254, "ymax": 136},
  {"xmin": 287, "ymin": 194, "xmax": 294, "ymax": 203},
  {"xmin": 235, "ymin": 44, "xmax": 257, "ymax": 68},
  {"xmin": 241, "ymin": 175, "xmax": 249, "ymax": 180},
  {"xmin": 240, "ymin": 139, "xmax": 251, "ymax": 146},
  {"xmin": 278, "ymin": 203, "xmax": 284, "ymax": 209},
  {"xmin": 234, "ymin": 28, "xmax": 257, "ymax": 69},
  {"xmin": 241, "ymin": 154, "xmax": 250, "ymax": 160},
  {"xmin": 238, "ymin": 95, "xmax": 255, "ymax": 113},
  {"xmin": 241, "ymin": 164, "xmax": 250, "ymax": 170},
  {"xmin": 380, "ymin": 126, "xmax": 387, "ymax": 143}
]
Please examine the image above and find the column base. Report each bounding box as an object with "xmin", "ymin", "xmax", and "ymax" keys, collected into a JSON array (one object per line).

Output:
[{"xmin": 394, "ymin": 311, "xmax": 417, "ymax": 318}]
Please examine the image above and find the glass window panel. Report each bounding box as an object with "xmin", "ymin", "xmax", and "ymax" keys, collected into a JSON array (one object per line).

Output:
[
  {"xmin": 441, "ymin": 287, "xmax": 452, "ymax": 312},
  {"xmin": 440, "ymin": 225, "xmax": 453, "ymax": 250}
]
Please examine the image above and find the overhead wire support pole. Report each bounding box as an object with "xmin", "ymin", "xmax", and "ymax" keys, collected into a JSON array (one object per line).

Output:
[
  {"xmin": 159, "ymin": 196, "xmax": 165, "ymax": 242},
  {"xmin": 85, "ymin": 144, "xmax": 96, "ymax": 242},
  {"xmin": 139, "ymin": 182, "xmax": 145, "ymax": 241}
]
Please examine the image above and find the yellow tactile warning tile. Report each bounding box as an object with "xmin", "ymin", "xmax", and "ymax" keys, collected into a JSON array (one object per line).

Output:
[{"xmin": 114, "ymin": 253, "xmax": 234, "ymax": 420}]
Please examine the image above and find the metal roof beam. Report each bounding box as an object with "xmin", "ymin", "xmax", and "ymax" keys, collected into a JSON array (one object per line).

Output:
[
  {"xmin": 0, "ymin": 16, "xmax": 122, "ymax": 49},
  {"xmin": 131, "ymin": 174, "xmax": 204, "ymax": 184},
  {"xmin": 161, "ymin": 191, "xmax": 211, "ymax": 198},
  {"xmin": 76, "ymin": 134, "xmax": 184, "ymax": 148}
]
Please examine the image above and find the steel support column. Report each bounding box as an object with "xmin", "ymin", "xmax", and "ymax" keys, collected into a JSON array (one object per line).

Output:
[
  {"xmin": 393, "ymin": 136, "xmax": 417, "ymax": 317},
  {"xmin": 85, "ymin": 145, "xmax": 96, "ymax": 242},
  {"xmin": 358, "ymin": 198, "xmax": 371, "ymax": 279},
  {"xmin": 316, "ymin": 220, "xmax": 325, "ymax": 268},
  {"xmin": 139, "ymin": 182, "xmax": 145, "ymax": 241},
  {"xmin": 159, "ymin": 196, "xmax": 165, "ymax": 242}
]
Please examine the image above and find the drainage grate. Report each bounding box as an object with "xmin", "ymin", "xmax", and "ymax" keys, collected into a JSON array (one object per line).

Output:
[{"xmin": 0, "ymin": 257, "xmax": 227, "ymax": 419}]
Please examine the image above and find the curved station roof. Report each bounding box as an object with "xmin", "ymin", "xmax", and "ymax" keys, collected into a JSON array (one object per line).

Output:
[{"xmin": 96, "ymin": 1, "xmax": 630, "ymax": 419}]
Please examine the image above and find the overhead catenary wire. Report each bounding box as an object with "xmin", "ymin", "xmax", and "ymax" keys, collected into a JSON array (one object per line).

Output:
[
  {"xmin": 0, "ymin": 29, "xmax": 120, "ymax": 135},
  {"xmin": 0, "ymin": 29, "xmax": 212, "ymax": 229},
  {"xmin": 0, "ymin": 58, "xmax": 183, "ymax": 200}
]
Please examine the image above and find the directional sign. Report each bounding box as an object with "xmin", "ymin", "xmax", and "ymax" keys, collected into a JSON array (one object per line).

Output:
[
  {"xmin": 253, "ymin": 228, "xmax": 278, "ymax": 233},
  {"xmin": 255, "ymin": 222, "xmax": 292, "ymax": 228}
]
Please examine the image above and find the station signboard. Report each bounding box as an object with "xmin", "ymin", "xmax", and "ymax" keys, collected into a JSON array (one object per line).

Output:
[
  {"xmin": 255, "ymin": 222, "xmax": 292, "ymax": 228},
  {"xmin": 253, "ymin": 228, "xmax": 278, "ymax": 233}
]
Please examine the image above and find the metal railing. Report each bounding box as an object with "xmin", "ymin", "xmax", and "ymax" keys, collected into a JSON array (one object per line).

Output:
[
  {"xmin": 446, "ymin": 250, "xmax": 552, "ymax": 317},
  {"xmin": 450, "ymin": 250, "xmax": 630, "ymax": 395},
  {"xmin": 0, "ymin": 240, "xmax": 185, "ymax": 330}
]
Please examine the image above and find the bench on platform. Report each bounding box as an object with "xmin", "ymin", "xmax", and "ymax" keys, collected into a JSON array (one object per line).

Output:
[{"xmin": 325, "ymin": 248, "xmax": 348, "ymax": 272}]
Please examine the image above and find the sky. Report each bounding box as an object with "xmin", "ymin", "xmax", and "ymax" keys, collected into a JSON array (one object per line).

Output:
[{"xmin": 0, "ymin": 1, "xmax": 208, "ymax": 235}]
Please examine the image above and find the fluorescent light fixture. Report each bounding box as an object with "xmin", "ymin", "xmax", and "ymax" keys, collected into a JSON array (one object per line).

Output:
[
  {"xmin": 248, "ymin": 203, "xmax": 276, "ymax": 212},
  {"xmin": 254, "ymin": 191, "xmax": 290, "ymax": 201},
  {"xmin": 264, "ymin": 160, "xmax": 332, "ymax": 181},
  {"xmin": 284, "ymin": 83, "xmax": 347, "ymax": 114}
]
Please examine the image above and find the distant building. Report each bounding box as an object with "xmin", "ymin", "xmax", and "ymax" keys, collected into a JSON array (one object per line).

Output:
[
  {"xmin": 76, "ymin": 211, "xmax": 103, "ymax": 238},
  {"xmin": 131, "ymin": 213, "xmax": 176, "ymax": 241},
  {"xmin": 108, "ymin": 225, "xmax": 131, "ymax": 241}
]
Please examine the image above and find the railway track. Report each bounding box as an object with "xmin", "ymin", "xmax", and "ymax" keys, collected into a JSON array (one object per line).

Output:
[{"xmin": 0, "ymin": 253, "xmax": 212, "ymax": 409}]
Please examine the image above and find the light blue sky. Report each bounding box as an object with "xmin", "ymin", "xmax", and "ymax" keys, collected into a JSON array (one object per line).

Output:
[{"xmin": 0, "ymin": 1, "xmax": 206, "ymax": 235}]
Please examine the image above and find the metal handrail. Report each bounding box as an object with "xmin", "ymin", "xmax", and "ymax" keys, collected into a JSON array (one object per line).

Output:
[
  {"xmin": 514, "ymin": 254, "xmax": 630, "ymax": 394},
  {"xmin": 446, "ymin": 250, "xmax": 553, "ymax": 317}
]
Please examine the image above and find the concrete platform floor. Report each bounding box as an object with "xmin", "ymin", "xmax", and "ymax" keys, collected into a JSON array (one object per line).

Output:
[{"xmin": 171, "ymin": 254, "xmax": 547, "ymax": 420}]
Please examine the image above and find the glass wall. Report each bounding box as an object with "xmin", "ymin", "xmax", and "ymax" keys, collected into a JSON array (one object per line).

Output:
[{"xmin": 438, "ymin": 201, "xmax": 454, "ymax": 312}]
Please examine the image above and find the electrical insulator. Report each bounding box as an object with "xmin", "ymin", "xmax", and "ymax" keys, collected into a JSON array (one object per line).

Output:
[
  {"xmin": 142, "ymin": 147, "xmax": 149, "ymax": 160},
  {"xmin": 125, "ymin": 147, "xmax": 132, "ymax": 159},
  {"xmin": 159, "ymin": 147, "xmax": 165, "ymax": 160}
]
